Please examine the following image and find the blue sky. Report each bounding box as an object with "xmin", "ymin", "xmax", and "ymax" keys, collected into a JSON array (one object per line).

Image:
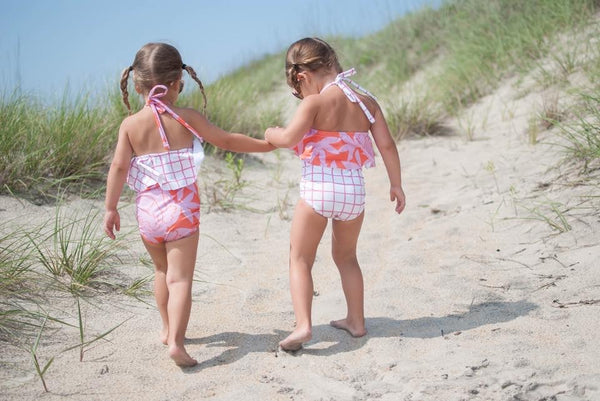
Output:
[{"xmin": 0, "ymin": 0, "xmax": 440, "ymax": 99}]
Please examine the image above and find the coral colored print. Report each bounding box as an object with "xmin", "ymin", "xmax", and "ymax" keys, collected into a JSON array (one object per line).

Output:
[
  {"xmin": 294, "ymin": 129, "xmax": 376, "ymax": 169},
  {"xmin": 136, "ymin": 183, "xmax": 200, "ymax": 244}
]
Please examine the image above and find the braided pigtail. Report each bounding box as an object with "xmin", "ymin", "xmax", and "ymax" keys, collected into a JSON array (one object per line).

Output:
[
  {"xmin": 183, "ymin": 64, "xmax": 207, "ymax": 114},
  {"xmin": 290, "ymin": 64, "xmax": 302, "ymax": 95},
  {"xmin": 120, "ymin": 66, "xmax": 133, "ymax": 114}
]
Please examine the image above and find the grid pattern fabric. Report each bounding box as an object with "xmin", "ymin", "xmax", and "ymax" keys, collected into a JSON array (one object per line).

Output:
[
  {"xmin": 127, "ymin": 147, "xmax": 197, "ymax": 192},
  {"xmin": 300, "ymin": 163, "xmax": 365, "ymax": 221}
]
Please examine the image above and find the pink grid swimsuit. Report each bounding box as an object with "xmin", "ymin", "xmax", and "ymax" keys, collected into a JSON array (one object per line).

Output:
[
  {"xmin": 127, "ymin": 85, "xmax": 205, "ymax": 244},
  {"xmin": 294, "ymin": 68, "xmax": 376, "ymax": 221}
]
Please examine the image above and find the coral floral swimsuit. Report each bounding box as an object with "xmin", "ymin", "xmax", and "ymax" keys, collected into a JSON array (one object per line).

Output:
[
  {"xmin": 127, "ymin": 85, "xmax": 205, "ymax": 244},
  {"xmin": 293, "ymin": 68, "xmax": 377, "ymax": 221}
]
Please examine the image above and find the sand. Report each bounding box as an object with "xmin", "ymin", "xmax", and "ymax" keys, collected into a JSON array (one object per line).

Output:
[{"xmin": 1, "ymin": 72, "xmax": 600, "ymax": 401}]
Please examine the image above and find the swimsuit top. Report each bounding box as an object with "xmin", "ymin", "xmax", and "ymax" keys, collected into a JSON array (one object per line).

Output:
[
  {"xmin": 293, "ymin": 68, "xmax": 376, "ymax": 170},
  {"xmin": 127, "ymin": 85, "xmax": 205, "ymax": 192}
]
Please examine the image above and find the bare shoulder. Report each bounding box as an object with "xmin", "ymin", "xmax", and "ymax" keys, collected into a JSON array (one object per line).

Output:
[
  {"xmin": 292, "ymin": 94, "xmax": 322, "ymax": 120},
  {"xmin": 301, "ymin": 93, "xmax": 322, "ymax": 108},
  {"xmin": 119, "ymin": 112, "xmax": 139, "ymax": 132},
  {"xmin": 177, "ymin": 106, "xmax": 207, "ymax": 122},
  {"xmin": 358, "ymin": 93, "xmax": 381, "ymax": 116}
]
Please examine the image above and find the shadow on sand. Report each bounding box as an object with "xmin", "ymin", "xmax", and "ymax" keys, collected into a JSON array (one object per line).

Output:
[{"xmin": 183, "ymin": 300, "xmax": 536, "ymax": 372}]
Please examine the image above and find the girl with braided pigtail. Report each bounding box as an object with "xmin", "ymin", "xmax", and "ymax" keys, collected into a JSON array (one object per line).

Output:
[{"xmin": 104, "ymin": 42, "xmax": 273, "ymax": 367}]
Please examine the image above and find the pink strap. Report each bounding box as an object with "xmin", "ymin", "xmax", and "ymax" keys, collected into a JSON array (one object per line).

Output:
[
  {"xmin": 146, "ymin": 85, "xmax": 204, "ymax": 150},
  {"xmin": 320, "ymin": 68, "xmax": 377, "ymax": 124}
]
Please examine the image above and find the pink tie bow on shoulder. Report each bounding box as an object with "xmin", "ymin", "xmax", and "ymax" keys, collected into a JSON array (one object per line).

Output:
[
  {"xmin": 327, "ymin": 68, "xmax": 377, "ymax": 124},
  {"xmin": 145, "ymin": 84, "xmax": 204, "ymax": 150}
]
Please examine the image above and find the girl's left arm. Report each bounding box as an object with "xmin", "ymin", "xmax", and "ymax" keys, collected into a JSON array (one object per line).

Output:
[
  {"xmin": 103, "ymin": 121, "xmax": 133, "ymax": 239},
  {"xmin": 370, "ymin": 105, "xmax": 406, "ymax": 214}
]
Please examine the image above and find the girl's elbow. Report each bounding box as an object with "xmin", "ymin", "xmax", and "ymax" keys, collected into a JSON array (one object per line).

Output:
[
  {"xmin": 110, "ymin": 160, "xmax": 129, "ymax": 173},
  {"xmin": 379, "ymin": 140, "xmax": 398, "ymax": 153},
  {"xmin": 274, "ymin": 137, "xmax": 297, "ymax": 148}
]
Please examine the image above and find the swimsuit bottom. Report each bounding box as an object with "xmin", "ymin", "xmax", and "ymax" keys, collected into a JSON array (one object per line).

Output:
[
  {"xmin": 135, "ymin": 182, "xmax": 200, "ymax": 244},
  {"xmin": 300, "ymin": 164, "xmax": 365, "ymax": 221}
]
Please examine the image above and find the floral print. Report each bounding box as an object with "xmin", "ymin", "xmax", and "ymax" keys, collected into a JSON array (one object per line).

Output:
[
  {"xmin": 294, "ymin": 129, "xmax": 376, "ymax": 169},
  {"xmin": 136, "ymin": 183, "xmax": 200, "ymax": 244}
]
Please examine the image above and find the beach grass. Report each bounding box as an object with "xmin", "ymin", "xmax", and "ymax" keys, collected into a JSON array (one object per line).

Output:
[
  {"xmin": 26, "ymin": 208, "xmax": 123, "ymax": 295},
  {"xmin": 331, "ymin": 0, "xmax": 598, "ymax": 138}
]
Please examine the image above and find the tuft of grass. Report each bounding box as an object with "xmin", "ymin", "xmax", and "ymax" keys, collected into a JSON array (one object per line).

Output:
[
  {"xmin": 385, "ymin": 96, "xmax": 452, "ymax": 140},
  {"xmin": 528, "ymin": 93, "xmax": 569, "ymax": 144},
  {"xmin": 516, "ymin": 200, "xmax": 572, "ymax": 233},
  {"xmin": 64, "ymin": 297, "xmax": 130, "ymax": 362},
  {"xmin": 27, "ymin": 208, "xmax": 122, "ymax": 295},
  {"xmin": 199, "ymin": 152, "xmax": 250, "ymax": 212},
  {"xmin": 27, "ymin": 314, "xmax": 54, "ymax": 392},
  {"xmin": 556, "ymin": 92, "xmax": 600, "ymax": 170}
]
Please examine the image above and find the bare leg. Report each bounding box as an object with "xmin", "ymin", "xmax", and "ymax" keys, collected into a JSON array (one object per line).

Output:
[
  {"xmin": 279, "ymin": 200, "xmax": 327, "ymax": 351},
  {"xmin": 142, "ymin": 239, "xmax": 169, "ymax": 345},
  {"xmin": 164, "ymin": 231, "xmax": 199, "ymax": 367},
  {"xmin": 330, "ymin": 212, "xmax": 367, "ymax": 337}
]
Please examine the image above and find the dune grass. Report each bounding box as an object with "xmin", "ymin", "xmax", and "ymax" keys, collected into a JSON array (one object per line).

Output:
[
  {"xmin": 330, "ymin": 0, "xmax": 599, "ymax": 138},
  {"xmin": 0, "ymin": 90, "xmax": 121, "ymax": 202}
]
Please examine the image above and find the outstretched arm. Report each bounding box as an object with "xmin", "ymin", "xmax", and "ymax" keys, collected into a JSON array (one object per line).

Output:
[
  {"xmin": 370, "ymin": 106, "xmax": 406, "ymax": 214},
  {"xmin": 103, "ymin": 120, "xmax": 133, "ymax": 239},
  {"xmin": 183, "ymin": 109, "xmax": 275, "ymax": 153}
]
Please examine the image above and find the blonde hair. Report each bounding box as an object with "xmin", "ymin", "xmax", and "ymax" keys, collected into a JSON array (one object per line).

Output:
[
  {"xmin": 119, "ymin": 43, "xmax": 207, "ymax": 114},
  {"xmin": 285, "ymin": 37, "xmax": 343, "ymax": 94}
]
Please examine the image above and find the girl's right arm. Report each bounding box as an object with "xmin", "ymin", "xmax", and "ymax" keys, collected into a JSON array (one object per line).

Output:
[
  {"xmin": 370, "ymin": 105, "xmax": 406, "ymax": 214},
  {"xmin": 185, "ymin": 110, "xmax": 275, "ymax": 153},
  {"xmin": 103, "ymin": 120, "xmax": 133, "ymax": 239}
]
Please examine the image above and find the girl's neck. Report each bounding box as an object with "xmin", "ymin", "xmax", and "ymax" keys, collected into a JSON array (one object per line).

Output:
[{"xmin": 315, "ymin": 70, "xmax": 339, "ymax": 93}]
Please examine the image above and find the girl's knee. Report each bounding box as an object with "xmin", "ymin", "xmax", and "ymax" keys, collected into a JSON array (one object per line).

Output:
[
  {"xmin": 165, "ymin": 272, "xmax": 193, "ymax": 288},
  {"xmin": 332, "ymin": 249, "xmax": 358, "ymax": 268}
]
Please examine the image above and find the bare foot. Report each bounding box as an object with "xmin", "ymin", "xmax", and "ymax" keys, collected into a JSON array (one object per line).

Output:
[
  {"xmin": 330, "ymin": 318, "xmax": 367, "ymax": 337},
  {"xmin": 168, "ymin": 346, "xmax": 197, "ymax": 367},
  {"xmin": 160, "ymin": 328, "xmax": 168, "ymax": 345},
  {"xmin": 279, "ymin": 328, "xmax": 312, "ymax": 352}
]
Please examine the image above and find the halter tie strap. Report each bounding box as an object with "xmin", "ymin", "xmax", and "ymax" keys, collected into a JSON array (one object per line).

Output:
[
  {"xmin": 320, "ymin": 68, "xmax": 377, "ymax": 124},
  {"xmin": 146, "ymin": 85, "xmax": 203, "ymax": 150}
]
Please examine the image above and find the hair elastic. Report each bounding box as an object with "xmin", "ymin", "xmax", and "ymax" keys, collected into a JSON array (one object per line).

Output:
[{"xmin": 182, "ymin": 64, "xmax": 187, "ymax": 69}]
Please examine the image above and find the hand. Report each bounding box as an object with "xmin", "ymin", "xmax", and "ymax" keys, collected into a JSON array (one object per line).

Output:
[
  {"xmin": 264, "ymin": 126, "xmax": 281, "ymax": 145},
  {"xmin": 264, "ymin": 127, "xmax": 274, "ymax": 143},
  {"xmin": 390, "ymin": 186, "xmax": 406, "ymax": 214},
  {"xmin": 103, "ymin": 209, "xmax": 120, "ymax": 240}
]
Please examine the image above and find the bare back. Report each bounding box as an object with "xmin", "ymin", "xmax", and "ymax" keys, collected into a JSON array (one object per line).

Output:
[
  {"xmin": 312, "ymin": 86, "xmax": 377, "ymax": 133},
  {"xmin": 125, "ymin": 106, "xmax": 196, "ymax": 156}
]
